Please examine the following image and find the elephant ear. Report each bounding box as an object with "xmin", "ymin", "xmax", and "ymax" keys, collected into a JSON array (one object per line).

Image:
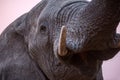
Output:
[
  {"xmin": 0, "ymin": 13, "xmax": 48, "ymax": 79},
  {"xmin": 0, "ymin": 0, "xmax": 49, "ymax": 79},
  {"xmin": 15, "ymin": 13, "xmax": 28, "ymax": 37},
  {"xmin": 0, "ymin": 12, "xmax": 28, "ymax": 49},
  {"xmin": 0, "ymin": 0, "xmax": 48, "ymax": 57}
]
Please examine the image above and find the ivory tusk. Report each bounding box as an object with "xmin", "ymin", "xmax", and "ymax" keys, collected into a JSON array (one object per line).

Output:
[{"xmin": 58, "ymin": 26, "xmax": 68, "ymax": 56}]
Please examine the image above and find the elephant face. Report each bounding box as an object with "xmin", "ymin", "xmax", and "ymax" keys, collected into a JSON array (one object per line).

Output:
[{"xmin": 25, "ymin": 0, "xmax": 120, "ymax": 80}]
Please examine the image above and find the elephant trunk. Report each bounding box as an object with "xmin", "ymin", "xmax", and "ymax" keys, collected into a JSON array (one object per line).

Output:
[
  {"xmin": 55, "ymin": 0, "xmax": 120, "ymax": 57},
  {"xmin": 78, "ymin": 0, "xmax": 120, "ymax": 31}
]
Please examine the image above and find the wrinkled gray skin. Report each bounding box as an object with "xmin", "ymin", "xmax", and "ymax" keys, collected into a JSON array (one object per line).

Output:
[{"xmin": 0, "ymin": 0, "xmax": 120, "ymax": 80}]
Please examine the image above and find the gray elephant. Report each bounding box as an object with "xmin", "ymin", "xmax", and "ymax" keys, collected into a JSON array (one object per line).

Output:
[{"xmin": 0, "ymin": 0, "xmax": 120, "ymax": 80}]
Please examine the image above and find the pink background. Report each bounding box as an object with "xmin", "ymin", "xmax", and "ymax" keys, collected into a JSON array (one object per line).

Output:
[{"xmin": 0, "ymin": 0, "xmax": 120, "ymax": 80}]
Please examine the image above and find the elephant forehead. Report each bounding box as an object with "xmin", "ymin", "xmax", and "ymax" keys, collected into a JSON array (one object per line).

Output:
[
  {"xmin": 39, "ymin": 0, "xmax": 88, "ymax": 21},
  {"xmin": 56, "ymin": 3, "xmax": 86, "ymax": 22}
]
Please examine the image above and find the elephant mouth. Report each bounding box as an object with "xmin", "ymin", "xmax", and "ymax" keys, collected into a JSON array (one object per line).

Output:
[{"xmin": 56, "ymin": 49, "xmax": 100, "ymax": 77}]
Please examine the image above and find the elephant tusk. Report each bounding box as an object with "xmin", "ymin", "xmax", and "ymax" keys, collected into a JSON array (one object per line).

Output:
[{"xmin": 58, "ymin": 26, "xmax": 68, "ymax": 56}]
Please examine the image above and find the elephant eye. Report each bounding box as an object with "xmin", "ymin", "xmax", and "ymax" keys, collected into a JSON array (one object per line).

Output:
[
  {"xmin": 40, "ymin": 25, "xmax": 47, "ymax": 32},
  {"xmin": 39, "ymin": 22, "xmax": 48, "ymax": 34}
]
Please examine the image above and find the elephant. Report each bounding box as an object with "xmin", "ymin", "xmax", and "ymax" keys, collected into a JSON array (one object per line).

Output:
[{"xmin": 0, "ymin": 0, "xmax": 120, "ymax": 80}]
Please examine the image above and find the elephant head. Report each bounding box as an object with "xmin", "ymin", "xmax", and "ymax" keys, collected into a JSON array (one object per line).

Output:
[{"xmin": 1, "ymin": 0, "xmax": 120, "ymax": 80}]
